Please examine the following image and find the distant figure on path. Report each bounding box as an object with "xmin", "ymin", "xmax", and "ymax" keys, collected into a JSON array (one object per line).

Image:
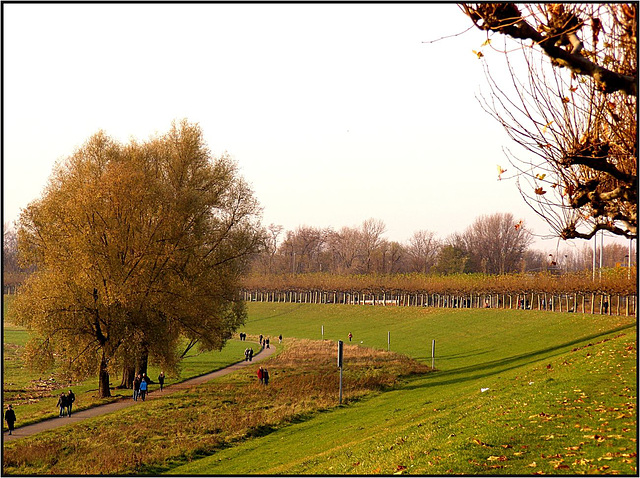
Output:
[
  {"xmin": 278, "ymin": 334, "xmax": 282, "ymax": 344},
  {"xmin": 133, "ymin": 374, "xmax": 141, "ymax": 401},
  {"xmin": 139, "ymin": 374, "xmax": 148, "ymax": 401},
  {"xmin": 265, "ymin": 338, "xmax": 270, "ymax": 349},
  {"xmin": 244, "ymin": 348, "xmax": 250, "ymax": 361},
  {"xmin": 259, "ymin": 334, "xmax": 263, "ymax": 346},
  {"xmin": 257, "ymin": 366, "xmax": 264, "ymax": 384},
  {"xmin": 5, "ymin": 405, "xmax": 16, "ymax": 435},
  {"xmin": 158, "ymin": 372, "xmax": 165, "ymax": 391},
  {"xmin": 348, "ymin": 332, "xmax": 352, "ymax": 342},
  {"xmin": 57, "ymin": 393, "xmax": 67, "ymax": 417},
  {"xmin": 263, "ymin": 368, "xmax": 270, "ymax": 386},
  {"xmin": 249, "ymin": 348, "xmax": 254, "ymax": 361},
  {"xmin": 66, "ymin": 390, "xmax": 75, "ymax": 417}
]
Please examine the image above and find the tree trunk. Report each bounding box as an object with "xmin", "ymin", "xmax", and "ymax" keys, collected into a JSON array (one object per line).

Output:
[
  {"xmin": 119, "ymin": 363, "xmax": 135, "ymax": 389},
  {"xmin": 98, "ymin": 351, "xmax": 111, "ymax": 398},
  {"xmin": 137, "ymin": 348, "xmax": 149, "ymax": 376}
]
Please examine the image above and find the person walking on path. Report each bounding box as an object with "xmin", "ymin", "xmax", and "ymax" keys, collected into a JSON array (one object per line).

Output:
[
  {"xmin": 259, "ymin": 334, "xmax": 263, "ymax": 347},
  {"xmin": 66, "ymin": 390, "xmax": 75, "ymax": 417},
  {"xmin": 249, "ymin": 348, "xmax": 254, "ymax": 362},
  {"xmin": 4, "ymin": 340, "xmax": 277, "ymax": 442},
  {"xmin": 257, "ymin": 366, "xmax": 264, "ymax": 385},
  {"xmin": 133, "ymin": 374, "xmax": 141, "ymax": 401},
  {"xmin": 5, "ymin": 405, "xmax": 16, "ymax": 435},
  {"xmin": 278, "ymin": 334, "xmax": 282, "ymax": 344},
  {"xmin": 139, "ymin": 373, "xmax": 148, "ymax": 401},
  {"xmin": 263, "ymin": 368, "xmax": 270, "ymax": 386},
  {"xmin": 158, "ymin": 372, "xmax": 165, "ymax": 391},
  {"xmin": 56, "ymin": 393, "xmax": 67, "ymax": 417}
]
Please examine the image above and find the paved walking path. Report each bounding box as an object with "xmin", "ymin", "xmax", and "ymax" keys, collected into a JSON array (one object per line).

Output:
[{"xmin": 3, "ymin": 342, "xmax": 275, "ymax": 442}]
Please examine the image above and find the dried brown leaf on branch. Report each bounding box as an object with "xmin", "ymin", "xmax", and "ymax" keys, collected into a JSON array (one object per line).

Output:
[{"xmin": 460, "ymin": 3, "xmax": 637, "ymax": 240}]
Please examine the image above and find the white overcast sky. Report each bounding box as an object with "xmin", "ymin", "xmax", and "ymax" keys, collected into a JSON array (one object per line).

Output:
[{"xmin": 2, "ymin": 2, "xmax": 622, "ymax": 253}]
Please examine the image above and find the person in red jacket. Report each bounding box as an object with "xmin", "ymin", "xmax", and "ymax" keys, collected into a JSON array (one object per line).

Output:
[{"xmin": 257, "ymin": 366, "xmax": 264, "ymax": 384}]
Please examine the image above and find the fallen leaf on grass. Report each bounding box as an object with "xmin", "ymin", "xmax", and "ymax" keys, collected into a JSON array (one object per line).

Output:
[
  {"xmin": 472, "ymin": 438, "xmax": 492, "ymax": 447},
  {"xmin": 487, "ymin": 455, "xmax": 507, "ymax": 461}
]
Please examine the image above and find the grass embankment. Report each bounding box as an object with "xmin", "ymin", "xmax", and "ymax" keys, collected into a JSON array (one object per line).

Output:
[
  {"xmin": 3, "ymin": 293, "xmax": 250, "ymax": 429},
  {"xmin": 3, "ymin": 301, "xmax": 636, "ymax": 474},
  {"xmin": 2, "ymin": 338, "xmax": 427, "ymax": 475},
  {"xmin": 171, "ymin": 303, "xmax": 637, "ymax": 475}
]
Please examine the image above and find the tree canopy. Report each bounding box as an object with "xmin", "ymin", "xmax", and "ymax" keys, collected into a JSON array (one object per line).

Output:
[
  {"xmin": 12, "ymin": 120, "xmax": 264, "ymax": 397},
  {"xmin": 461, "ymin": 3, "xmax": 637, "ymax": 240}
]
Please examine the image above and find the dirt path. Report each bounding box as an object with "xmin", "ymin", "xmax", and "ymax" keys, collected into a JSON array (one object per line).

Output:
[{"xmin": 3, "ymin": 342, "xmax": 275, "ymax": 442}]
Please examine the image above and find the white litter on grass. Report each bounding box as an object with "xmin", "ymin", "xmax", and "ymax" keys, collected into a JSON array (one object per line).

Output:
[
  {"xmin": 360, "ymin": 340, "xmax": 363, "ymax": 343},
  {"xmin": 480, "ymin": 388, "xmax": 490, "ymax": 393},
  {"xmin": 528, "ymin": 381, "xmax": 535, "ymax": 385}
]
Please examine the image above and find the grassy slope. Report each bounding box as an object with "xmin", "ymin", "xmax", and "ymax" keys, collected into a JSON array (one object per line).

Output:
[{"xmin": 171, "ymin": 303, "xmax": 637, "ymax": 475}]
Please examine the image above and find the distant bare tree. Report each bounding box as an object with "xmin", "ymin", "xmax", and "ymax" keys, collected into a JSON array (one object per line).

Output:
[
  {"xmin": 406, "ymin": 230, "xmax": 441, "ymax": 273},
  {"xmin": 252, "ymin": 224, "xmax": 284, "ymax": 273},
  {"xmin": 3, "ymin": 224, "xmax": 30, "ymax": 293},
  {"xmin": 279, "ymin": 226, "xmax": 328, "ymax": 273},
  {"xmin": 456, "ymin": 213, "xmax": 533, "ymax": 274},
  {"xmin": 360, "ymin": 218, "xmax": 387, "ymax": 273}
]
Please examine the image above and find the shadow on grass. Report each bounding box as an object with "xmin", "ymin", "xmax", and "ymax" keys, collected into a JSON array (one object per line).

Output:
[
  {"xmin": 404, "ymin": 323, "xmax": 636, "ymax": 391},
  {"xmin": 139, "ymin": 410, "xmax": 335, "ymax": 475},
  {"xmin": 434, "ymin": 348, "xmax": 492, "ymax": 361}
]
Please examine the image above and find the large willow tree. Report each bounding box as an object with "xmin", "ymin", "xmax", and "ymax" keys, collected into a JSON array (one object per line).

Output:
[
  {"xmin": 461, "ymin": 3, "xmax": 637, "ymax": 240},
  {"xmin": 13, "ymin": 120, "xmax": 264, "ymax": 397}
]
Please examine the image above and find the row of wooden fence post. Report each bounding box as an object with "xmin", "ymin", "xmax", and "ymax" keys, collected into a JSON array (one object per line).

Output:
[{"xmin": 242, "ymin": 290, "xmax": 637, "ymax": 316}]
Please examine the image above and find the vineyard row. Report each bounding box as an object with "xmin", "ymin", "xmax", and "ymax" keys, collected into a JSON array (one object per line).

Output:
[{"xmin": 242, "ymin": 289, "xmax": 637, "ymax": 316}]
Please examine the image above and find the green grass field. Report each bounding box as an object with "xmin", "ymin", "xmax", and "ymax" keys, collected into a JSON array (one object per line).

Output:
[
  {"xmin": 3, "ymin": 300, "xmax": 636, "ymax": 475},
  {"xmin": 172, "ymin": 303, "xmax": 637, "ymax": 475}
]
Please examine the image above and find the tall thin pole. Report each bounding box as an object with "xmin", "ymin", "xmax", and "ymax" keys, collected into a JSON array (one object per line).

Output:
[
  {"xmin": 387, "ymin": 331, "xmax": 390, "ymax": 351},
  {"xmin": 593, "ymin": 233, "xmax": 597, "ymax": 280},
  {"xmin": 599, "ymin": 230, "xmax": 604, "ymax": 279},
  {"xmin": 337, "ymin": 340, "xmax": 343, "ymax": 404},
  {"xmin": 431, "ymin": 339, "xmax": 435, "ymax": 369},
  {"xmin": 629, "ymin": 238, "xmax": 633, "ymax": 280}
]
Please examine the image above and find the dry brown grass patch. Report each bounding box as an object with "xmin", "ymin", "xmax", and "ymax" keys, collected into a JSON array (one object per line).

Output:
[{"xmin": 2, "ymin": 338, "xmax": 430, "ymax": 475}]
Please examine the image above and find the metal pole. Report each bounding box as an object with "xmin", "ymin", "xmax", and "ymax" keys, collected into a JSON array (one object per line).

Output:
[
  {"xmin": 593, "ymin": 234, "xmax": 597, "ymax": 281},
  {"xmin": 431, "ymin": 339, "xmax": 435, "ymax": 369},
  {"xmin": 599, "ymin": 230, "xmax": 603, "ymax": 279},
  {"xmin": 387, "ymin": 331, "xmax": 390, "ymax": 351},
  {"xmin": 322, "ymin": 325, "xmax": 324, "ymax": 340},
  {"xmin": 337, "ymin": 340, "xmax": 343, "ymax": 404},
  {"xmin": 629, "ymin": 238, "xmax": 633, "ymax": 280}
]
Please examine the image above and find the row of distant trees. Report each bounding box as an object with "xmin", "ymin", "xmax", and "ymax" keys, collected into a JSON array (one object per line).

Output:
[
  {"xmin": 249, "ymin": 214, "xmax": 635, "ymax": 277},
  {"xmin": 5, "ymin": 213, "xmax": 634, "ymax": 293}
]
